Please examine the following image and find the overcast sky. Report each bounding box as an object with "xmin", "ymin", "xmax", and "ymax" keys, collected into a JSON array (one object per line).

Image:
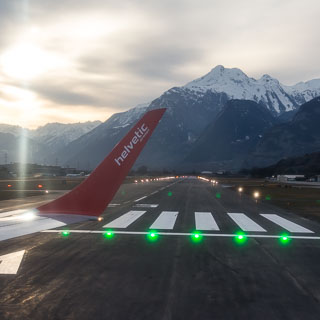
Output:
[{"xmin": 0, "ymin": 0, "xmax": 319, "ymax": 128}]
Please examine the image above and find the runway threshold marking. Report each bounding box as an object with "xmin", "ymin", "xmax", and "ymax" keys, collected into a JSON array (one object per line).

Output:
[
  {"xmin": 0, "ymin": 250, "xmax": 25, "ymax": 274},
  {"xmin": 261, "ymin": 214, "xmax": 314, "ymax": 233},
  {"xmin": 195, "ymin": 212, "xmax": 220, "ymax": 231},
  {"xmin": 228, "ymin": 213, "xmax": 266, "ymax": 232},
  {"xmin": 149, "ymin": 211, "xmax": 179, "ymax": 230},
  {"xmin": 103, "ymin": 211, "xmax": 146, "ymax": 228},
  {"xmin": 42, "ymin": 229, "xmax": 320, "ymax": 240}
]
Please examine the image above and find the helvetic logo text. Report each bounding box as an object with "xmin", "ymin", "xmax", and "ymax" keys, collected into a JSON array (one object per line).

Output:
[{"xmin": 114, "ymin": 124, "xmax": 149, "ymax": 166}]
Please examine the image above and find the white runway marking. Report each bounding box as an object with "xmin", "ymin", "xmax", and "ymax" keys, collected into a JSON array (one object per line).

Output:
[
  {"xmin": 149, "ymin": 211, "xmax": 178, "ymax": 230},
  {"xmin": 0, "ymin": 250, "xmax": 25, "ymax": 275},
  {"xmin": 108, "ymin": 203, "xmax": 121, "ymax": 207},
  {"xmin": 227, "ymin": 213, "xmax": 266, "ymax": 232},
  {"xmin": 103, "ymin": 211, "xmax": 146, "ymax": 228},
  {"xmin": 261, "ymin": 214, "xmax": 314, "ymax": 233},
  {"xmin": 195, "ymin": 212, "xmax": 220, "ymax": 231},
  {"xmin": 134, "ymin": 196, "xmax": 147, "ymax": 202},
  {"xmin": 42, "ymin": 230, "xmax": 320, "ymax": 240},
  {"xmin": 134, "ymin": 204, "xmax": 159, "ymax": 208}
]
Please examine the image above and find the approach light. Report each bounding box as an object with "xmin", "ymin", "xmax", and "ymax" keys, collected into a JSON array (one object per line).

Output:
[
  {"xmin": 134, "ymin": 180, "xmax": 138, "ymax": 183},
  {"xmin": 45, "ymin": 190, "xmax": 49, "ymax": 194},
  {"xmin": 253, "ymin": 191, "xmax": 260, "ymax": 199},
  {"xmin": 238, "ymin": 187, "xmax": 243, "ymax": 192}
]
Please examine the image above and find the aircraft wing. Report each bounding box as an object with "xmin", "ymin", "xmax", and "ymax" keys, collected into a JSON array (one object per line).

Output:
[{"xmin": 0, "ymin": 108, "xmax": 166, "ymax": 242}]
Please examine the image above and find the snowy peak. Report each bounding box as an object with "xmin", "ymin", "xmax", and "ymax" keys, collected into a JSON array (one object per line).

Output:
[
  {"xmin": 187, "ymin": 65, "xmax": 250, "ymax": 89},
  {"xmin": 183, "ymin": 65, "xmax": 320, "ymax": 114}
]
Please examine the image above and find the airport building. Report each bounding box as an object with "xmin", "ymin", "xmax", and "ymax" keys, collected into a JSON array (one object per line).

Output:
[
  {"xmin": 0, "ymin": 163, "xmax": 79, "ymax": 177},
  {"xmin": 277, "ymin": 175, "xmax": 305, "ymax": 182}
]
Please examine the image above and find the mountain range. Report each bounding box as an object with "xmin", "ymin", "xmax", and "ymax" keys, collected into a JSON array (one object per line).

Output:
[{"xmin": 1, "ymin": 65, "xmax": 320, "ymax": 172}]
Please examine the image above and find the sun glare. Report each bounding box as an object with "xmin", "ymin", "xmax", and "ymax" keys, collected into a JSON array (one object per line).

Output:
[{"xmin": 1, "ymin": 43, "xmax": 65, "ymax": 80}]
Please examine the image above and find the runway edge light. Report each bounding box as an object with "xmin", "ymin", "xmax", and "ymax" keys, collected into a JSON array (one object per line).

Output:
[
  {"xmin": 147, "ymin": 230, "xmax": 159, "ymax": 242},
  {"xmin": 61, "ymin": 230, "xmax": 70, "ymax": 237},
  {"xmin": 191, "ymin": 231, "xmax": 203, "ymax": 242},
  {"xmin": 279, "ymin": 234, "xmax": 291, "ymax": 245},
  {"xmin": 234, "ymin": 232, "xmax": 247, "ymax": 245},
  {"xmin": 103, "ymin": 230, "xmax": 114, "ymax": 239}
]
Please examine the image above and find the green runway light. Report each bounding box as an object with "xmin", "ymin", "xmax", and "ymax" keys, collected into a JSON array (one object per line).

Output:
[
  {"xmin": 279, "ymin": 234, "xmax": 290, "ymax": 245},
  {"xmin": 265, "ymin": 195, "xmax": 271, "ymax": 201},
  {"xmin": 61, "ymin": 230, "xmax": 70, "ymax": 237},
  {"xmin": 103, "ymin": 230, "xmax": 114, "ymax": 239},
  {"xmin": 147, "ymin": 231, "xmax": 159, "ymax": 242},
  {"xmin": 168, "ymin": 191, "xmax": 172, "ymax": 197},
  {"xmin": 234, "ymin": 232, "xmax": 247, "ymax": 244},
  {"xmin": 215, "ymin": 192, "xmax": 221, "ymax": 199},
  {"xmin": 191, "ymin": 231, "xmax": 203, "ymax": 242}
]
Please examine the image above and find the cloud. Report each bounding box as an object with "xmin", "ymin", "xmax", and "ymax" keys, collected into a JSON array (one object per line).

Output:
[{"xmin": 0, "ymin": 0, "xmax": 319, "ymax": 127}]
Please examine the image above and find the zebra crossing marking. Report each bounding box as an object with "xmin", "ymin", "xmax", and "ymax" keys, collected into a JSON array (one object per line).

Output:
[
  {"xmin": 103, "ymin": 211, "xmax": 146, "ymax": 228},
  {"xmin": 195, "ymin": 212, "xmax": 220, "ymax": 231},
  {"xmin": 227, "ymin": 213, "xmax": 266, "ymax": 232},
  {"xmin": 149, "ymin": 211, "xmax": 178, "ymax": 230},
  {"xmin": 261, "ymin": 214, "xmax": 314, "ymax": 233}
]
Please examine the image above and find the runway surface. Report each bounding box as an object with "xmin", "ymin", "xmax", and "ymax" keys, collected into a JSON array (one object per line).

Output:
[{"xmin": 1, "ymin": 178, "xmax": 320, "ymax": 319}]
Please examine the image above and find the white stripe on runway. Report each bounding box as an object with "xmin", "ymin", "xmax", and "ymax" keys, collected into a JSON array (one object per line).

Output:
[
  {"xmin": 134, "ymin": 196, "xmax": 147, "ymax": 202},
  {"xmin": 195, "ymin": 212, "xmax": 219, "ymax": 231},
  {"xmin": 42, "ymin": 230, "xmax": 320, "ymax": 240},
  {"xmin": 149, "ymin": 211, "xmax": 178, "ymax": 230},
  {"xmin": 103, "ymin": 211, "xmax": 146, "ymax": 228},
  {"xmin": 227, "ymin": 213, "xmax": 266, "ymax": 232},
  {"xmin": 260, "ymin": 214, "xmax": 313, "ymax": 233},
  {"xmin": 134, "ymin": 204, "xmax": 159, "ymax": 208}
]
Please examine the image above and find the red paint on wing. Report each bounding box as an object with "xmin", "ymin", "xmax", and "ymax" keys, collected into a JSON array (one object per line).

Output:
[{"xmin": 37, "ymin": 108, "xmax": 166, "ymax": 216}]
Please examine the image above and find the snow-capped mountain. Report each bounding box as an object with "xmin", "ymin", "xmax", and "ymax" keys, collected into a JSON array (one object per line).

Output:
[
  {"xmin": 29, "ymin": 121, "xmax": 102, "ymax": 150},
  {"xmin": 184, "ymin": 65, "xmax": 320, "ymax": 115},
  {"xmin": 59, "ymin": 65, "xmax": 320, "ymax": 171},
  {"xmin": 0, "ymin": 121, "xmax": 101, "ymax": 165}
]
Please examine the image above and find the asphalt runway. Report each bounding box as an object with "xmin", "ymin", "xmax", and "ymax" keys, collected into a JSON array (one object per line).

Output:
[{"xmin": 1, "ymin": 178, "xmax": 320, "ymax": 320}]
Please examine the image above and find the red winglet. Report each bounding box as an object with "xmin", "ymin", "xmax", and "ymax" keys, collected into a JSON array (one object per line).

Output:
[{"xmin": 37, "ymin": 108, "xmax": 166, "ymax": 216}]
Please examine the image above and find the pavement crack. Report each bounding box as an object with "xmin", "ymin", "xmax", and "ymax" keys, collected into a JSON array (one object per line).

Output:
[{"xmin": 256, "ymin": 240, "xmax": 320, "ymax": 303}]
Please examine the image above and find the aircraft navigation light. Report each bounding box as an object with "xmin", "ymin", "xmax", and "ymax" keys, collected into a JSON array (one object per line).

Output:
[{"xmin": 19, "ymin": 211, "xmax": 36, "ymax": 221}]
